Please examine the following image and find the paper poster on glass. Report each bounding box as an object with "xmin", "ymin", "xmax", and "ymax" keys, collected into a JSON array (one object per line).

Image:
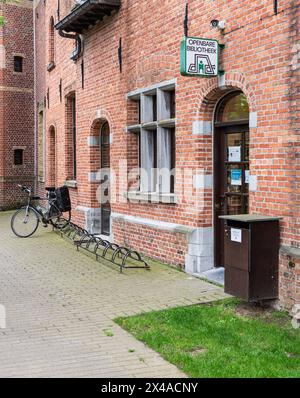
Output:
[
  {"xmin": 245, "ymin": 170, "xmax": 250, "ymax": 184},
  {"xmin": 228, "ymin": 146, "xmax": 241, "ymax": 162},
  {"xmin": 231, "ymin": 169, "xmax": 242, "ymax": 186},
  {"xmin": 249, "ymin": 175, "xmax": 257, "ymax": 192}
]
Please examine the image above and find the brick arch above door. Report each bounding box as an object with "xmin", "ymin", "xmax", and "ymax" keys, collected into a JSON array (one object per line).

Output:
[{"xmin": 195, "ymin": 72, "xmax": 257, "ymax": 122}]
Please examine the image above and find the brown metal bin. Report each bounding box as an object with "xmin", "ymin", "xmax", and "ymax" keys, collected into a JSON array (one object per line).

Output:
[{"xmin": 219, "ymin": 214, "xmax": 282, "ymax": 301}]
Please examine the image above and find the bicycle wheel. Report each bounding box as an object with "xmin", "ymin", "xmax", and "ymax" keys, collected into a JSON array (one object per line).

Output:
[{"xmin": 11, "ymin": 207, "xmax": 40, "ymax": 238}]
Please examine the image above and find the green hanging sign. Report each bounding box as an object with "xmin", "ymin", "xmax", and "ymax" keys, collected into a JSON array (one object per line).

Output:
[{"xmin": 180, "ymin": 36, "xmax": 219, "ymax": 77}]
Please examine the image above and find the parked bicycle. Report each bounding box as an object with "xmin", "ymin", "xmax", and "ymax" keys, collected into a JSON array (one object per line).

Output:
[{"xmin": 11, "ymin": 185, "xmax": 71, "ymax": 238}]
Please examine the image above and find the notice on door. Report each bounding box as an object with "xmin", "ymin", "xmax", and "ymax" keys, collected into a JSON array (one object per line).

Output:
[
  {"xmin": 249, "ymin": 175, "xmax": 257, "ymax": 192},
  {"xmin": 245, "ymin": 170, "xmax": 250, "ymax": 184},
  {"xmin": 228, "ymin": 146, "xmax": 241, "ymax": 162},
  {"xmin": 231, "ymin": 228, "xmax": 242, "ymax": 243},
  {"xmin": 231, "ymin": 169, "xmax": 242, "ymax": 186}
]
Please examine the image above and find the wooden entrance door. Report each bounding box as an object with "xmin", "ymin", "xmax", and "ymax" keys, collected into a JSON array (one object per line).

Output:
[
  {"xmin": 214, "ymin": 92, "xmax": 250, "ymax": 267},
  {"xmin": 100, "ymin": 122, "xmax": 111, "ymax": 236}
]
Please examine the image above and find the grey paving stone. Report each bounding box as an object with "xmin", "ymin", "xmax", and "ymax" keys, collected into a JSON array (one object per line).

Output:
[{"xmin": 0, "ymin": 212, "xmax": 228, "ymax": 378}]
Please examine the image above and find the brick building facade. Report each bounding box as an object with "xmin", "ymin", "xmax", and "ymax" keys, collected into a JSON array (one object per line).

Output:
[
  {"xmin": 0, "ymin": 0, "xmax": 34, "ymax": 209},
  {"xmin": 33, "ymin": 0, "xmax": 299, "ymax": 309}
]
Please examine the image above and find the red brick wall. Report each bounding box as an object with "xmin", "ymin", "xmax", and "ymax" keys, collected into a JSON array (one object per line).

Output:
[
  {"xmin": 35, "ymin": 0, "xmax": 300, "ymax": 308},
  {"xmin": 0, "ymin": 0, "xmax": 34, "ymax": 209},
  {"xmin": 113, "ymin": 219, "xmax": 187, "ymax": 268}
]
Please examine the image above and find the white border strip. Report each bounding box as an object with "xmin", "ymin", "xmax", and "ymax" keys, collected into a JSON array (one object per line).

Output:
[{"xmin": 111, "ymin": 212, "xmax": 192, "ymax": 234}]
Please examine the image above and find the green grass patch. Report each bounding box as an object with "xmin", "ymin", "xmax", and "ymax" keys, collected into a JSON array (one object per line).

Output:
[
  {"xmin": 103, "ymin": 329, "xmax": 114, "ymax": 337},
  {"xmin": 115, "ymin": 299, "xmax": 300, "ymax": 378}
]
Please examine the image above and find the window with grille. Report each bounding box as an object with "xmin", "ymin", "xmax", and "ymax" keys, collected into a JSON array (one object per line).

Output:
[
  {"xmin": 65, "ymin": 93, "xmax": 77, "ymax": 180},
  {"xmin": 127, "ymin": 82, "xmax": 176, "ymax": 195}
]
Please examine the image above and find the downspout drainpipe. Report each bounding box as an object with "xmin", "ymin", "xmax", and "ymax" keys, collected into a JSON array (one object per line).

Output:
[
  {"xmin": 58, "ymin": 30, "xmax": 82, "ymax": 61},
  {"xmin": 33, "ymin": 3, "xmax": 37, "ymax": 193}
]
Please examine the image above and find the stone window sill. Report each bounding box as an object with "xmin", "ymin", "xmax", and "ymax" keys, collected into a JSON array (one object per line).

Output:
[
  {"xmin": 126, "ymin": 119, "xmax": 176, "ymax": 133},
  {"xmin": 125, "ymin": 191, "xmax": 177, "ymax": 204},
  {"xmin": 65, "ymin": 180, "xmax": 77, "ymax": 189}
]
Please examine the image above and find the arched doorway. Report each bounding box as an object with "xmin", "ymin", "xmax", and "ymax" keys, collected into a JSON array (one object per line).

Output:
[
  {"xmin": 214, "ymin": 91, "xmax": 250, "ymax": 267},
  {"xmin": 100, "ymin": 121, "xmax": 111, "ymax": 236}
]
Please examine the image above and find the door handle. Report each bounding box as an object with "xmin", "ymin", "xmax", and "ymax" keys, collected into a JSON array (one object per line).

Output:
[{"xmin": 215, "ymin": 200, "xmax": 225, "ymax": 210}]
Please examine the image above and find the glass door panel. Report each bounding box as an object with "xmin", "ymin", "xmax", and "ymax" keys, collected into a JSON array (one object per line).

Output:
[
  {"xmin": 227, "ymin": 195, "xmax": 243, "ymax": 215},
  {"xmin": 225, "ymin": 131, "xmax": 249, "ymax": 214}
]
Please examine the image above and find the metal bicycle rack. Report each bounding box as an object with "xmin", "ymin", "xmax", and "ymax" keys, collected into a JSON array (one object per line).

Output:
[{"xmin": 54, "ymin": 219, "xmax": 150, "ymax": 273}]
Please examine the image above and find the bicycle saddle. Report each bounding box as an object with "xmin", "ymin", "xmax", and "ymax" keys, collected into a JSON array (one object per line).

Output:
[{"xmin": 45, "ymin": 187, "xmax": 56, "ymax": 192}]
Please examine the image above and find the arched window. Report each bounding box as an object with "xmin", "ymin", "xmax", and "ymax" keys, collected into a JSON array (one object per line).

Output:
[
  {"xmin": 215, "ymin": 92, "xmax": 249, "ymax": 124},
  {"xmin": 48, "ymin": 126, "xmax": 56, "ymax": 186},
  {"xmin": 38, "ymin": 109, "xmax": 44, "ymax": 181},
  {"xmin": 48, "ymin": 17, "xmax": 55, "ymax": 69},
  {"xmin": 100, "ymin": 121, "xmax": 111, "ymax": 235}
]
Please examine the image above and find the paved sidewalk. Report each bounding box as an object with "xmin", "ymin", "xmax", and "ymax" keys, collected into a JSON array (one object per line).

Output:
[{"xmin": 0, "ymin": 212, "xmax": 228, "ymax": 378}]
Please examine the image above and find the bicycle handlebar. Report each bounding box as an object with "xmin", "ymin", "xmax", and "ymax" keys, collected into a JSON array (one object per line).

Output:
[{"xmin": 17, "ymin": 185, "xmax": 52, "ymax": 201}]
